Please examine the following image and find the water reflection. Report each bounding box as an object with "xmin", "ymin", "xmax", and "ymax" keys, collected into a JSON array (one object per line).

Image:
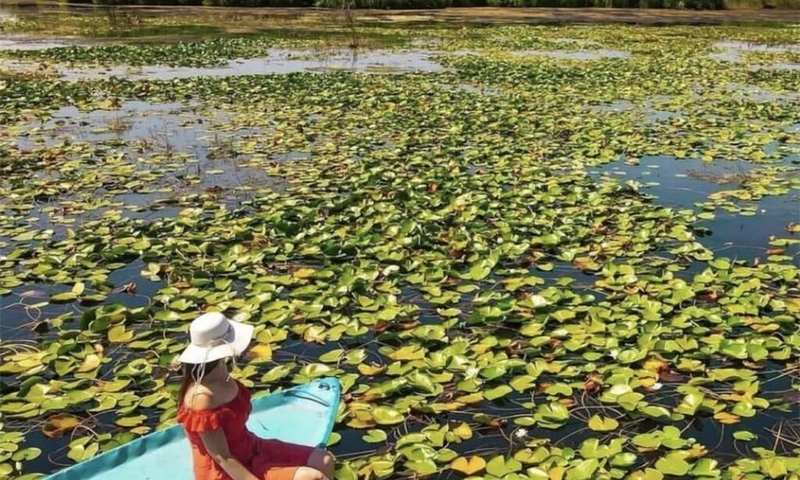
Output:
[
  {"xmin": 1, "ymin": 48, "xmax": 447, "ymax": 80},
  {"xmin": 590, "ymin": 155, "xmax": 799, "ymax": 261}
]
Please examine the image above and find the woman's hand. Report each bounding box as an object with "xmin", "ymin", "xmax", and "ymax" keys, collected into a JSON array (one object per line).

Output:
[{"xmin": 199, "ymin": 428, "xmax": 260, "ymax": 480}]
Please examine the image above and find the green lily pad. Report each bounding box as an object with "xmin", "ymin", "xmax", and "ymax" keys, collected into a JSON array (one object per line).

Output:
[
  {"xmin": 655, "ymin": 457, "xmax": 690, "ymax": 476},
  {"xmin": 372, "ymin": 406, "xmax": 404, "ymax": 426},
  {"xmin": 362, "ymin": 429, "xmax": 388, "ymax": 444},
  {"xmin": 588, "ymin": 415, "xmax": 619, "ymax": 432}
]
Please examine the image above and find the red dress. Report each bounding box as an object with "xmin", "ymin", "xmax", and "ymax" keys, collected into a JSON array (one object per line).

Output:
[{"xmin": 177, "ymin": 380, "xmax": 316, "ymax": 480}]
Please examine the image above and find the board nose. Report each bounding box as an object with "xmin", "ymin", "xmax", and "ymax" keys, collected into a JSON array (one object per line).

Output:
[{"xmin": 317, "ymin": 377, "xmax": 339, "ymax": 391}]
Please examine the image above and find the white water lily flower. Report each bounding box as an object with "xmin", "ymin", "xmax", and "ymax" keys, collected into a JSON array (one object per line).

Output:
[{"xmin": 515, "ymin": 428, "xmax": 529, "ymax": 439}]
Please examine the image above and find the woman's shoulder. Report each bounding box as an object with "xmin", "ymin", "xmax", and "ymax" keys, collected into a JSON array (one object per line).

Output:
[
  {"xmin": 177, "ymin": 381, "xmax": 247, "ymax": 432},
  {"xmin": 182, "ymin": 385, "xmax": 215, "ymax": 411},
  {"xmin": 182, "ymin": 379, "xmax": 242, "ymax": 412}
]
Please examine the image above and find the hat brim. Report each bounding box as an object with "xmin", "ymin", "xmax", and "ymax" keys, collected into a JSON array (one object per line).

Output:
[{"xmin": 178, "ymin": 319, "xmax": 254, "ymax": 364}]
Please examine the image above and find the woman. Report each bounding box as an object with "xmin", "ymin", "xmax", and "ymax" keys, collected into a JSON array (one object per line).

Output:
[{"xmin": 176, "ymin": 312, "xmax": 335, "ymax": 480}]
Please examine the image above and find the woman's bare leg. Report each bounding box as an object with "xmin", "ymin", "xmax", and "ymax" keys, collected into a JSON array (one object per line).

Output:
[
  {"xmin": 306, "ymin": 449, "xmax": 335, "ymax": 480},
  {"xmin": 292, "ymin": 466, "xmax": 327, "ymax": 480}
]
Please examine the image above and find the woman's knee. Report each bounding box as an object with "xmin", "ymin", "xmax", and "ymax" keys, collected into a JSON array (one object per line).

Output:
[
  {"xmin": 319, "ymin": 451, "xmax": 335, "ymax": 468},
  {"xmin": 293, "ymin": 466, "xmax": 326, "ymax": 480},
  {"xmin": 308, "ymin": 448, "xmax": 335, "ymax": 469}
]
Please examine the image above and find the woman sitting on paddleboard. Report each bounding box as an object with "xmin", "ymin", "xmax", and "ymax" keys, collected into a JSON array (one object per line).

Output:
[{"xmin": 176, "ymin": 312, "xmax": 335, "ymax": 480}]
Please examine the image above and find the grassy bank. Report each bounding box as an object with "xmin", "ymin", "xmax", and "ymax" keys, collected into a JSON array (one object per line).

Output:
[
  {"xmin": 2, "ymin": 0, "xmax": 800, "ymax": 9},
  {"xmin": 1, "ymin": 5, "xmax": 799, "ymax": 42},
  {"xmin": 62, "ymin": 0, "xmax": 800, "ymax": 7}
]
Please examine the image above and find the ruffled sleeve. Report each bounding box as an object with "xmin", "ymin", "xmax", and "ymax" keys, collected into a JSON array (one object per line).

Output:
[{"xmin": 178, "ymin": 407, "xmax": 234, "ymax": 433}]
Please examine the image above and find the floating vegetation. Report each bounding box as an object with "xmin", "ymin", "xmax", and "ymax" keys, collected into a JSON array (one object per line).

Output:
[{"xmin": 0, "ymin": 20, "xmax": 799, "ymax": 480}]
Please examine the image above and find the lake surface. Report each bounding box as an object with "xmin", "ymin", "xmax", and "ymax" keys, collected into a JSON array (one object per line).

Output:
[{"xmin": 1, "ymin": 19, "xmax": 799, "ymax": 480}]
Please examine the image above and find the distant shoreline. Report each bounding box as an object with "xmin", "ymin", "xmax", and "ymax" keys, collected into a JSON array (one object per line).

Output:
[{"xmin": 1, "ymin": 2, "xmax": 799, "ymax": 25}]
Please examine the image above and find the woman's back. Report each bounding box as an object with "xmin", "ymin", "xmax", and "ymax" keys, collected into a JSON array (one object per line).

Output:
[{"xmin": 178, "ymin": 380, "xmax": 258, "ymax": 480}]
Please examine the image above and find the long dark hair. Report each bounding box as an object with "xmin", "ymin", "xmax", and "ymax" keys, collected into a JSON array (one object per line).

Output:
[{"xmin": 177, "ymin": 359, "xmax": 221, "ymax": 406}]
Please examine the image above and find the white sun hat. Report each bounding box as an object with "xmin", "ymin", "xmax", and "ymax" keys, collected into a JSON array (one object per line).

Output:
[{"xmin": 178, "ymin": 312, "xmax": 254, "ymax": 365}]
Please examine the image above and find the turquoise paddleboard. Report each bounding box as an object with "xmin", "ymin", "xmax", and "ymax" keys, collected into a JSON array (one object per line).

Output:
[{"xmin": 43, "ymin": 377, "xmax": 341, "ymax": 480}]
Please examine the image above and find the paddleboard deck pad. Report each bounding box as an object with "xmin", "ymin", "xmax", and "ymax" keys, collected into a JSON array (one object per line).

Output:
[{"xmin": 43, "ymin": 377, "xmax": 341, "ymax": 480}]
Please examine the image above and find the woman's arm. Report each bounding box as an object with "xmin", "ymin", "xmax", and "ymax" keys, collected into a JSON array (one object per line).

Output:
[{"xmin": 199, "ymin": 428, "xmax": 260, "ymax": 480}]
